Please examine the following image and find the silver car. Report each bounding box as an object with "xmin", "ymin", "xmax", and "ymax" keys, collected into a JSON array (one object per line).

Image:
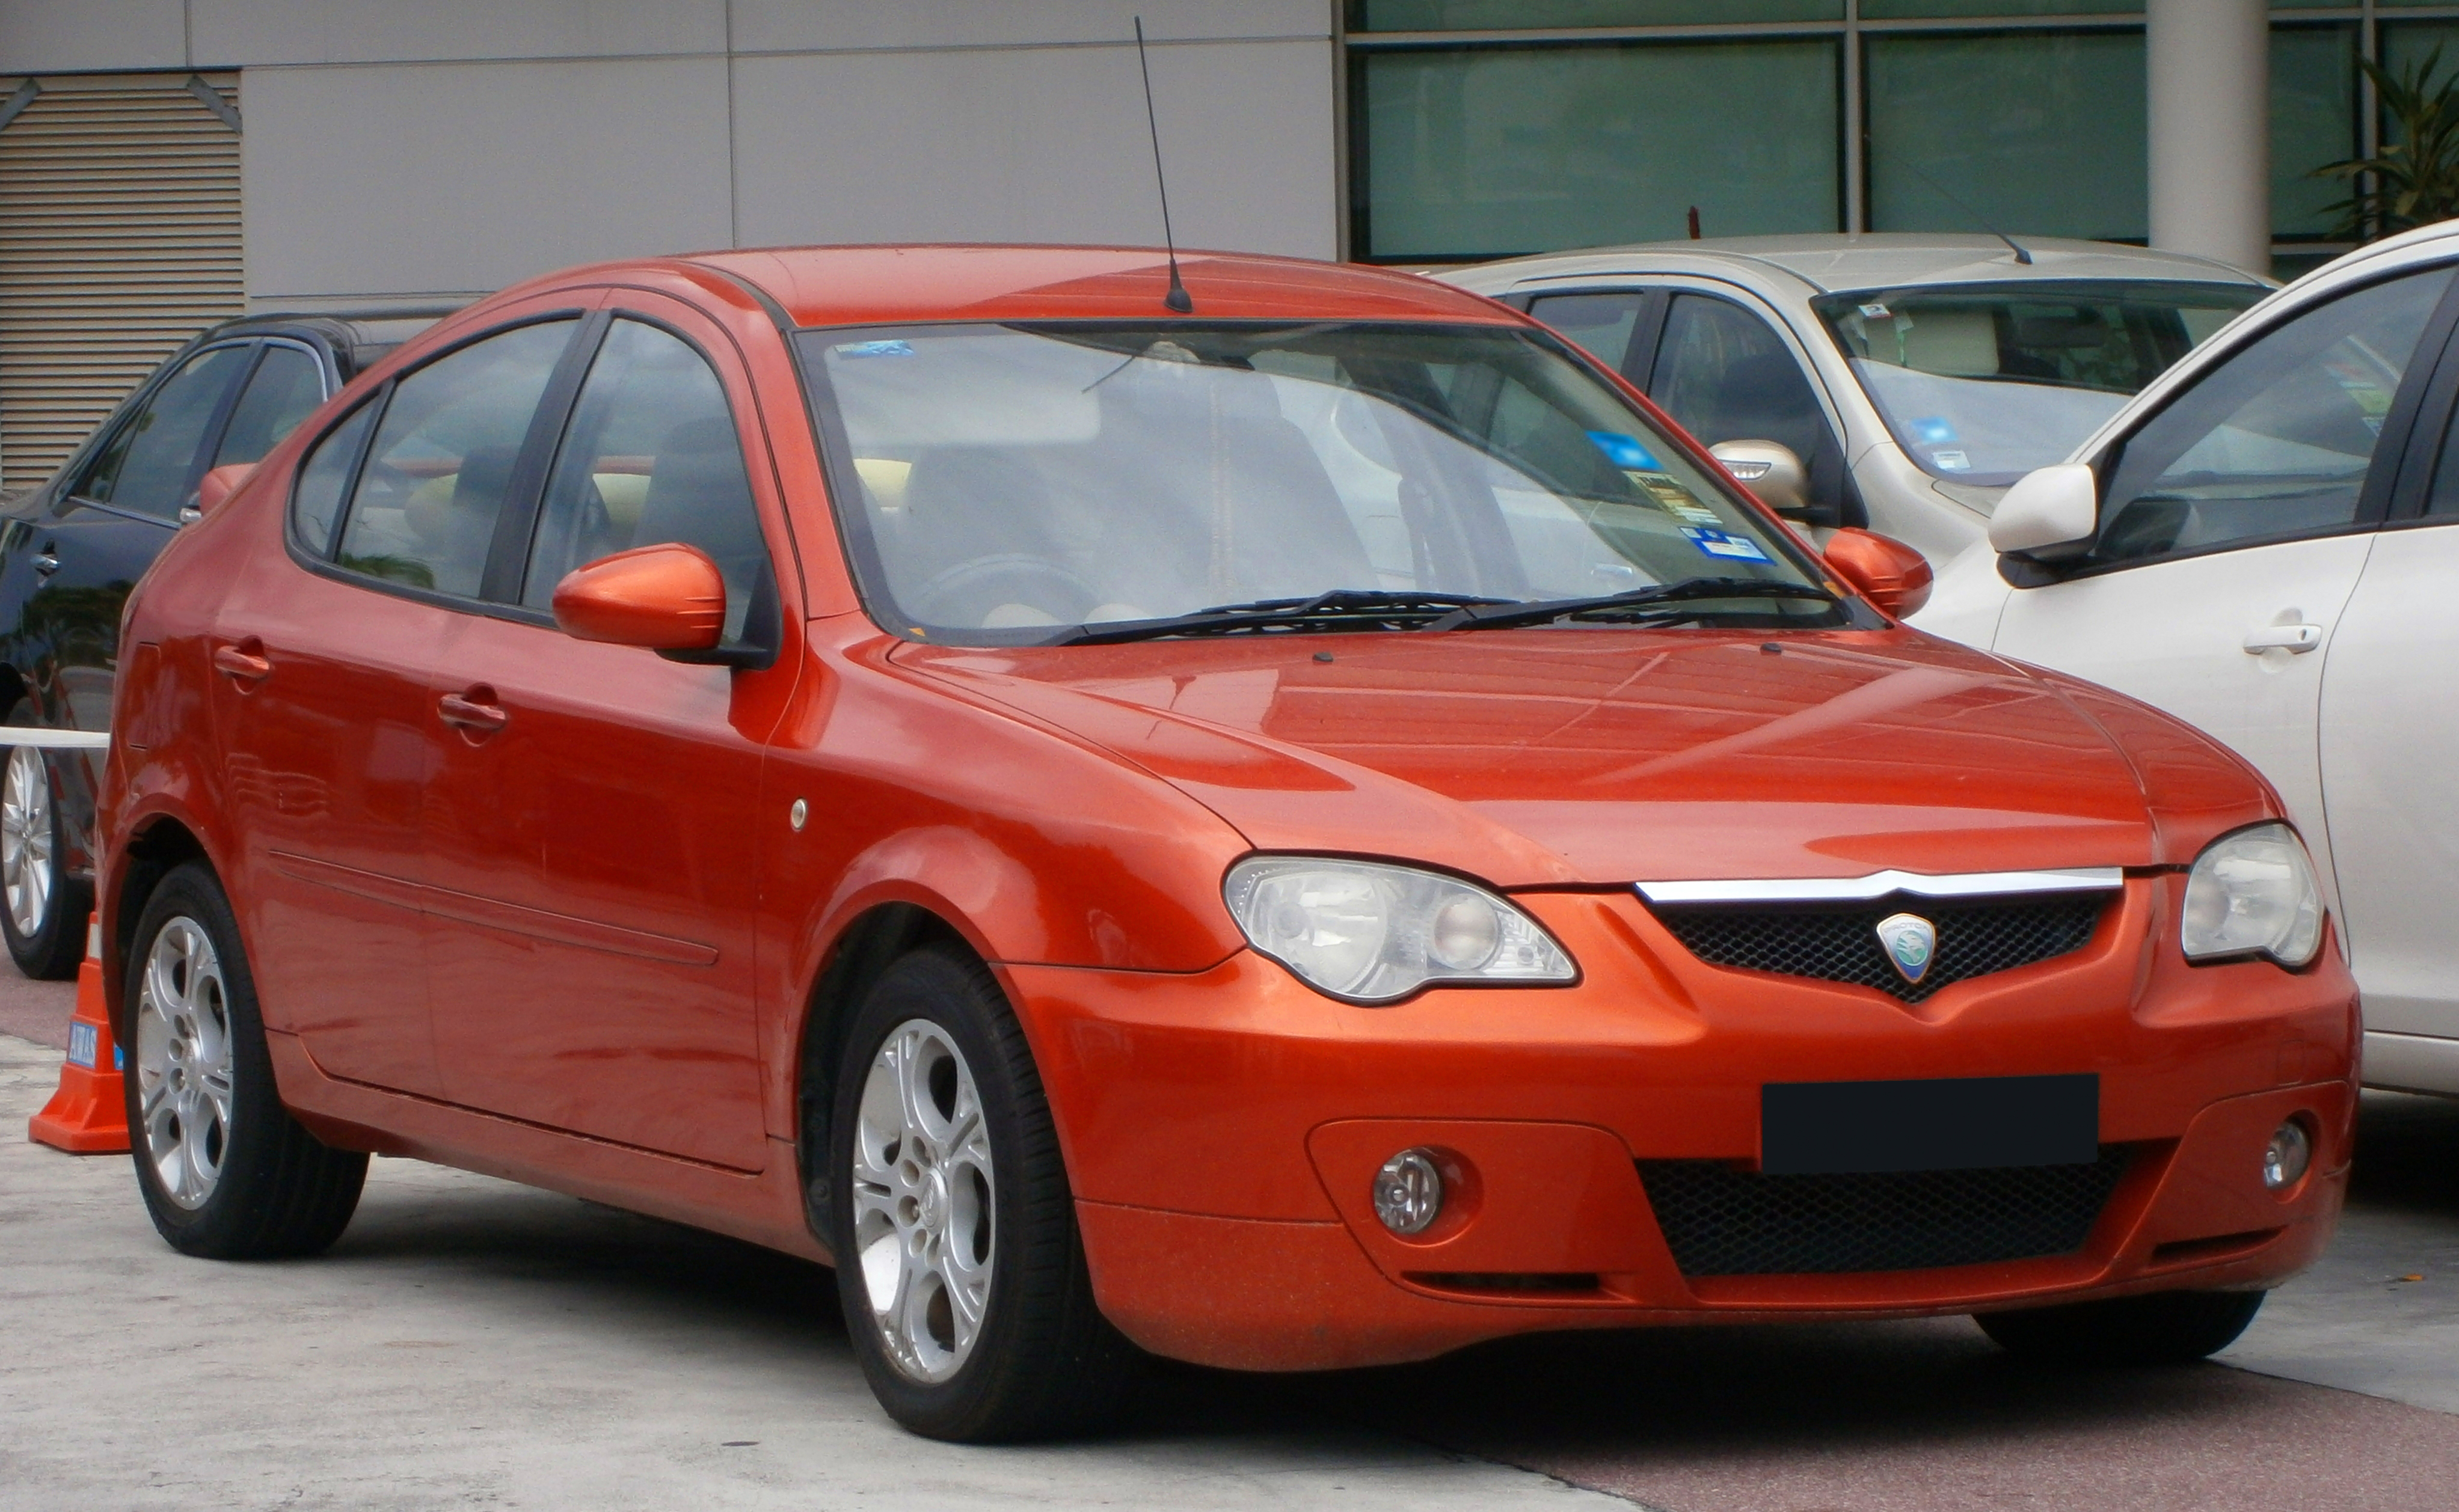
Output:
[{"xmin": 1440, "ymin": 234, "xmax": 2270, "ymax": 565}]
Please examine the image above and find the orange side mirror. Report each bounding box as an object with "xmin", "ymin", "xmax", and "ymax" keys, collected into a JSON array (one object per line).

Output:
[
  {"xmin": 551, "ymin": 542, "xmax": 726, "ymax": 652},
  {"xmin": 1823, "ymin": 527, "xmax": 1934, "ymax": 620},
  {"xmin": 194, "ymin": 462, "xmax": 256, "ymax": 518}
]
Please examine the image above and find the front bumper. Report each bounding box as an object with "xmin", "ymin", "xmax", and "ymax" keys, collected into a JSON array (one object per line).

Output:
[{"xmin": 1010, "ymin": 881, "xmax": 2357, "ymax": 1371}]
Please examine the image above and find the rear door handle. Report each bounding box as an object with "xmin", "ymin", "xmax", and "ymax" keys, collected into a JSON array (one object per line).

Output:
[
  {"xmin": 212, "ymin": 642, "xmax": 272, "ymax": 682},
  {"xmin": 438, "ymin": 688, "xmax": 508, "ymax": 735},
  {"xmin": 2243, "ymin": 623, "xmax": 2323, "ymax": 655}
]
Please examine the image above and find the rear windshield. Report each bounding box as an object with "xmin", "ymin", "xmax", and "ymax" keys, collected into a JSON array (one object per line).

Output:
[
  {"xmin": 797, "ymin": 321, "xmax": 1832, "ymax": 646},
  {"xmin": 1813, "ymin": 280, "xmax": 2267, "ymax": 485}
]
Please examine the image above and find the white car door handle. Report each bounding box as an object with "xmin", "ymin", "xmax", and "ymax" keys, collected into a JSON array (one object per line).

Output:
[{"xmin": 2243, "ymin": 623, "xmax": 2323, "ymax": 654}]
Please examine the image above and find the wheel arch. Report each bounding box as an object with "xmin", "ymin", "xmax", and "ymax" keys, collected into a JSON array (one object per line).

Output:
[{"xmin": 103, "ymin": 815, "xmax": 213, "ymax": 1041}]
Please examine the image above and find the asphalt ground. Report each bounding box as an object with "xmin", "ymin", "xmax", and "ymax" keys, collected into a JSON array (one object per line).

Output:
[{"xmin": 5, "ymin": 975, "xmax": 2458, "ymax": 1510}]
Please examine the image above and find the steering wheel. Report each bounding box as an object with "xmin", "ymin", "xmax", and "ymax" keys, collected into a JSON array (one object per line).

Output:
[{"xmin": 909, "ymin": 554, "xmax": 1102, "ymax": 628}]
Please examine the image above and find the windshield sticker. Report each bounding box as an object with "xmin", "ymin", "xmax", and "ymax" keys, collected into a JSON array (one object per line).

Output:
[
  {"xmin": 834, "ymin": 340, "xmax": 915, "ymax": 358},
  {"xmin": 1627, "ymin": 470, "xmax": 1724, "ymax": 525},
  {"xmin": 1681, "ymin": 526, "xmax": 1771, "ymax": 563},
  {"xmin": 1909, "ymin": 416, "xmax": 1957, "ymax": 445},
  {"xmin": 1858, "ymin": 302, "xmax": 1890, "ymax": 319},
  {"xmin": 1931, "ymin": 450, "xmax": 1972, "ymax": 471},
  {"xmin": 1587, "ymin": 431, "xmax": 1660, "ymax": 470}
]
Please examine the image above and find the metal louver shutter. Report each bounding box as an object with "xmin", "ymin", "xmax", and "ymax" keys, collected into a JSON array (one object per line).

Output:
[{"xmin": 0, "ymin": 71, "xmax": 242, "ymax": 492}]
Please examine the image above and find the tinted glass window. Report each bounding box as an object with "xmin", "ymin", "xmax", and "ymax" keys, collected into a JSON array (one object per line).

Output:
[
  {"xmin": 1526, "ymin": 292, "xmax": 1648, "ymax": 375},
  {"xmin": 1650, "ymin": 293, "xmax": 1829, "ymax": 465},
  {"xmin": 75, "ymin": 344, "xmax": 252, "ymax": 516},
  {"xmin": 214, "ymin": 345, "xmax": 327, "ymax": 469},
  {"xmin": 2093, "ymin": 269, "xmax": 2453, "ymax": 566},
  {"xmin": 523, "ymin": 320, "xmax": 766, "ymax": 639},
  {"xmin": 291, "ymin": 403, "xmax": 376, "ymax": 558},
  {"xmin": 335, "ymin": 320, "xmax": 575, "ymax": 596}
]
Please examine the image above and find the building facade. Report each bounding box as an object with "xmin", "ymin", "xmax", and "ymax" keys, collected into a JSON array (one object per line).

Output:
[{"xmin": 0, "ymin": 1, "xmax": 2446, "ymax": 483}]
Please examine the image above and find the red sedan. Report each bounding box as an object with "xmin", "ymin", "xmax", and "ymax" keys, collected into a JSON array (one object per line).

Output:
[{"xmin": 100, "ymin": 246, "xmax": 2354, "ymax": 1442}]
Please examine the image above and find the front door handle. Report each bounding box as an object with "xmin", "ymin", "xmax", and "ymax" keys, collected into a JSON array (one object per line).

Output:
[
  {"xmin": 2243, "ymin": 623, "xmax": 2323, "ymax": 655},
  {"xmin": 31, "ymin": 552, "xmax": 59, "ymax": 577},
  {"xmin": 438, "ymin": 688, "xmax": 508, "ymax": 735},
  {"xmin": 212, "ymin": 641, "xmax": 272, "ymax": 683}
]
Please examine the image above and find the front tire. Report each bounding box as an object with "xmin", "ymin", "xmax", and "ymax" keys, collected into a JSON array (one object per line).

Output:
[
  {"xmin": 827, "ymin": 946, "xmax": 1130, "ymax": 1441},
  {"xmin": 125, "ymin": 862, "xmax": 367, "ymax": 1258},
  {"xmin": 1, "ymin": 742, "xmax": 88, "ymax": 979},
  {"xmin": 1975, "ymin": 1289, "xmax": 2266, "ymax": 1366}
]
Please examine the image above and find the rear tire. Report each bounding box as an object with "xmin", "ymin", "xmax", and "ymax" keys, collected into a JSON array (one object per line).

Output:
[
  {"xmin": 826, "ymin": 944, "xmax": 1131, "ymax": 1442},
  {"xmin": 1975, "ymin": 1289, "xmax": 2266, "ymax": 1366},
  {"xmin": 1, "ymin": 743, "xmax": 88, "ymax": 979},
  {"xmin": 124, "ymin": 862, "xmax": 367, "ymax": 1258}
]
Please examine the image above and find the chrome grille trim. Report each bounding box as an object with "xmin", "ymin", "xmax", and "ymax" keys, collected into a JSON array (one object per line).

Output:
[{"xmin": 1635, "ymin": 866, "xmax": 2124, "ymax": 906}]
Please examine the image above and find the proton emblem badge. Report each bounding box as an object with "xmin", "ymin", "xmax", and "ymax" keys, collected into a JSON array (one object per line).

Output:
[{"xmin": 1874, "ymin": 912, "xmax": 1936, "ymax": 985}]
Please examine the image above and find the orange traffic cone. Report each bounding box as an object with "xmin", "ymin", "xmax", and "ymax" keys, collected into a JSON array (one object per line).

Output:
[{"xmin": 28, "ymin": 924, "xmax": 129, "ymax": 1154}]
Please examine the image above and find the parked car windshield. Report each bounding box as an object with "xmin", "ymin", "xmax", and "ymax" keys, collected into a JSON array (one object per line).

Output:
[
  {"xmin": 799, "ymin": 321, "xmax": 1832, "ymax": 644},
  {"xmin": 1813, "ymin": 281, "xmax": 2265, "ymax": 486}
]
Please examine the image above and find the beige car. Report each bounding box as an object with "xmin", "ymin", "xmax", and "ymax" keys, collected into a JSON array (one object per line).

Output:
[{"xmin": 1440, "ymin": 234, "xmax": 2270, "ymax": 566}]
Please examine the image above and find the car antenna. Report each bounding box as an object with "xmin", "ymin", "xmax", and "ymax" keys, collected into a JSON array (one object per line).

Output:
[
  {"xmin": 1894, "ymin": 155, "xmax": 2033, "ymax": 265},
  {"xmin": 1134, "ymin": 17, "xmax": 1194, "ymax": 313}
]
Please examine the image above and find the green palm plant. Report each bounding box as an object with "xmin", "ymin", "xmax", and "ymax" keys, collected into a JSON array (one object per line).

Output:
[{"xmin": 2315, "ymin": 47, "xmax": 2459, "ymax": 243}]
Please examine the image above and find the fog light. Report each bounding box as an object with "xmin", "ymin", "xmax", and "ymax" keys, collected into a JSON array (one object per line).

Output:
[
  {"xmin": 2262, "ymin": 1120, "xmax": 2312, "ymax": 1190},
  {"xmin": 1373, "ymin": 1148, "xmax": 1444, "ymax": 1235}
]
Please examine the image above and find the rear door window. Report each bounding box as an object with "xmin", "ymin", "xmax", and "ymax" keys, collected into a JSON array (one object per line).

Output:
[
  {"xmin": 333, "ymin": 320, "xmax": 577, "ymax": 597},
  {"xmin": 73, "ymin": 343, "xmax": 254, "ymax": 518}
]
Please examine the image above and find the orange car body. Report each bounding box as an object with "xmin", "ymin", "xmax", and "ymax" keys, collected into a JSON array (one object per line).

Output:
[{"xmin": 99, "ymin": 247, "xmax": 2354, "ymax": 1371}]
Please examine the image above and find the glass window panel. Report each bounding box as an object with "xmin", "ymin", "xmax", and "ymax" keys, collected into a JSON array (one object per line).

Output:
[
  {"xmin": 2383, "ymin": 22, "xmax": 2459, "ymax": 76},
  {"xmin": 1868, "ymin": 32, "xmax": 2146, "ymax": 243},
  {"xmin": 524, "ymin": 319, "xmax": 767, "ymax": 640},
  {"xmin": 2095, "ymin": 268, "xmax": 2453, "ymax": 565},
  {"xmin": 1526, "ymin": 292, "xmax": 1649, "ymax": 373},
  {"xmin": 290, "ymin": 402, "xmax": 375, "ymax": 559},
  {"xmin": 336, "ymin": 320, "xmax": 575, "ymax": 597},
  {"xmin": 1651, "ymin": 294, "xmax": 1831, "ymax": 465},
  {"xmin": 2271, "ymin": 25, "xmax": 2357, "ymax": 242},
  {"xmin": 74, "ymin": 344, "xmax": 253, "ymax": 517},
  {"xmin": 213, "ymin": 346, "xmax": 327, "ymax": 470},
  {"xmin": 1352, "ymin": 1, "xmax": 1839, "ymax": 26},
  {"xmin": 1358, "ymin": 41, "xmax": 1840, "ymax": 260}
]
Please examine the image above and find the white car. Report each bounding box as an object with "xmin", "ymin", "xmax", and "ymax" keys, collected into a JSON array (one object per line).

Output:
[
  {"xmin": 1440, "ymin": 234, "xmax": 2270, "ymax": 566},
  {"xmin": 1915, "ymin": 221, "xmax": 2459, "ymax": 1097}
]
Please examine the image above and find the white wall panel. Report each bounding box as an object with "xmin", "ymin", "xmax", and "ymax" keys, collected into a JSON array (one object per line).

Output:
[
  {"xmin": 243, "ymin": 57, "xmax": 732, "ymax": 303},
  {"xmin": 732, "ymin": 38, "xmax": 1336, "ymax": 259},
  {"xmin": 0, "ymin": 0, "xmax": 185, "ymax": 73},
  {"xmin": 732, "ymin": 1, "xmax": 1330, "ymax": 52},
  {"xmin": 192, "ymin": 0, "xmax": 725, "ymax": 67}
]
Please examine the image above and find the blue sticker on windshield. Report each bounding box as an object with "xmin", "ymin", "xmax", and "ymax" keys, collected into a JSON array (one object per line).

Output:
[
  {"xmin": 1681, "ymin": 527, "xmax": 1772, "ymax": 563},
  {"xmin": 1586, "ymin": 431, "xmax": 1660, "ymax": 470},
  {"xmin": 1909, "ymin": 416, "xmax": 1957, "ymax": 445},
  {"xmin": 834, "ymin": 340, "xmax": 914, "ymax": 358}
]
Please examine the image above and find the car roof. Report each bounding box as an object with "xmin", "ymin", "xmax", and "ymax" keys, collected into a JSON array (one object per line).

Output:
[
  {"xmin": 678, "ymin": 244, "xmax": 1517, "ymax": 328},
  {"xmin": 1442, "ymin": 233, "xmax": 2271, "ymax": 299},
  {"xmin": 198, "ymin": 306, "xmax": 462, "ymax": 377}
]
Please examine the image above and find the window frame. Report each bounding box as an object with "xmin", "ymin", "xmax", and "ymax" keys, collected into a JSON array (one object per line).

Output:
[{"xmin": 2044, "ymin": 261, "xmax": 2459, "ymax": 584}]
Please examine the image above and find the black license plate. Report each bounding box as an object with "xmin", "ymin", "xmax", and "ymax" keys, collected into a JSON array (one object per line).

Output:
[{"xmin": 1760, "ymin": 1074, "xmax": 2098, "ymax": 1175}]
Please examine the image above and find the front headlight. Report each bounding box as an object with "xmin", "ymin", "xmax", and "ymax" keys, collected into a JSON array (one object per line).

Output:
[
  {"xmin": 1223, "ymin": 856, "xmax": 1576, "ymax": 1003},
  {"xmin": 2180, "ymin": 822, "xmax": 2324, "ymax": 968}
]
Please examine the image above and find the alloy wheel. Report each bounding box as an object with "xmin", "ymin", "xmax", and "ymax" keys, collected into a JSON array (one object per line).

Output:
[
  {"xmin": 850, "ymin": 1018, "xmax": 996, "ymax": 1383},
  {"xmin": 1, "ymin": 744, "xmax": 53, "ymax": 939},
  {"xmin": 134, "ymin": 917, "xmax": 235, "ymax": 1210}
]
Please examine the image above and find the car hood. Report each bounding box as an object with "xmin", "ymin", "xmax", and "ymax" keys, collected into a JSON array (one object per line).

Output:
[{"xmin": 891, "ymin": 629, "xmax": 2272, "ymax": 888}]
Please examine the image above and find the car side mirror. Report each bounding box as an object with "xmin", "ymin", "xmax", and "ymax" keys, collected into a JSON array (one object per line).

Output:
[
  {"xmin": 1823, "ymin": 527, "xmax": 1934, "ymax": 619},
  {"xmin": 1710, "ymin": 439, "xmax": 1810, "ymax": 517},
  {"xmin": 190, "ymin": 462, "xmax": 256, "ymax": 521},
  {"xmin": 1989, "ymin": 463, "xmax": 2098, "ymax": 560},
  {"xmin": 551, "ymin": 542, "xmax": 726, "ymax": 653}
]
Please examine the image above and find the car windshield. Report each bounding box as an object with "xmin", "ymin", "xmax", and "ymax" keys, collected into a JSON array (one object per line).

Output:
[
  {"xmin": 1812, "ymin": 280, "xmax": 2266, "ymax": 486},
  {"xmin": 798, "ymin": 322, "xmax": 1834, "ymax": 645}
]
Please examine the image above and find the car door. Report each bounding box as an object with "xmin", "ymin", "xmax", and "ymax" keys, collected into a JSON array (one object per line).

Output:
[
  {"xmin": 2314, "ymin": 354, "xmax": 2459, "ymax": 1046},
  {"xmin": 1641, "ymin": 288, "xmax": 1861, "ymax": 534},
  {"xmin": 1992, "ymin": 264, "xmax": 2459, "ymax": 911},
  {"xmin": 419, "ymin": 295, "xmax": 793, "ymax": 1171},
  {"xmin": 211, "ymin": 310, "xmax": 588, "ymax": 1095}
]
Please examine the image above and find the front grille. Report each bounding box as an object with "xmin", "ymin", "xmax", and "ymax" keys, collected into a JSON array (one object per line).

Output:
[
  {"xmin": 1647, "ymin": 893, "xmax": 2107, "ymax": 1003},
  {"xmin": 1638, "ymin": 1148, "xmax": 2131, "ymax": 1277}
]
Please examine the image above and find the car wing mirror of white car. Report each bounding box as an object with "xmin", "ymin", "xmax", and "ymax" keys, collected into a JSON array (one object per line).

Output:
[{"xmin": 1988, "ymin": 462, "xmax": 2098, "ymax": 562}]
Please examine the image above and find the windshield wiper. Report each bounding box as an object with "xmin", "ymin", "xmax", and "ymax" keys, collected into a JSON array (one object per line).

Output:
[
  {"xmin": 1055, "ymin": 589, "xmax": 1515, "ymax": 646},
  {"xmin": 1426, "ymin": 577, "xmax": 1840, "ymax": 632}
]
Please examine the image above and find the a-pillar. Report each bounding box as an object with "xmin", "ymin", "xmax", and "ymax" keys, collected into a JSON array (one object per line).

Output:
[{"xmin": 2147, "ymin": 0, "xmax": 2271, "ymax": 272}]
